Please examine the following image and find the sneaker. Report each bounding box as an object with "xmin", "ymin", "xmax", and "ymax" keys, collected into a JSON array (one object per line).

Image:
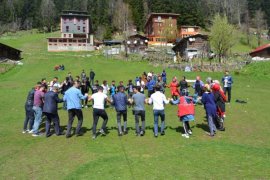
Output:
[
  {"xmin": 161, "ymin": 131, "xmax": 165, "ymax": 136},
  {"xmin": 123, "ymin": 130, "xmax": 128, "ymax": 135},
  {"xmin": 154, "ymin": 134, "xmax": 158, "ymax": 138},
  {"xmin": 22, "ymin": 130, "xmax": 27, "ymax": 134},
  {"xmin": 118, "ymin": 132, "xmax": 123, "ymax": 136},
  {"xmin": 76, "ymin": 133, "xmax": 83, "ymax": 137},
  {"xmin": 140, "ymin": 131, "xmax": 145, "ymax": 136},
  {"xmin": 99, "ymin": 129, "xmax": 106, "ymax": 136},
  {"xmin": 188, "ymin": 130, "xmax": 192, "ymax": 135},
  {"xmin": 32, "ymin": 133, "xmax": 42, "ymax": 137},
  {"xmin": 82, "ymin": 105, "xmax": 84, "ymax": 108},
  {"xmin": 182, "ymin": 134, "xmax": 189, "ymax": 138},
  {"xmin": 84, "ymin": 106, "xmax": 88, "ymax": 108},
  {"xmin": 66, "ymin": 134, "xmax": 72, "ymax": 138},
  {"xmin": 92, "ymin": 135, "xmax": 96, "ymax": 139},
  {"xmin": 28, "ymin": 130, "xmax": 34, "ymax": 134}
]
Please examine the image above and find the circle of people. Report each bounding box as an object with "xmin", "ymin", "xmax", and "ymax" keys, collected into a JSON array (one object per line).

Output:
[{"xmin": 23, "ymin": 69, "xmax": 233, "ymax": 139}]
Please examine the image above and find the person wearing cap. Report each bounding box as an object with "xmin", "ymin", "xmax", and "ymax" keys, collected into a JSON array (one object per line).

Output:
[
  {"xmin": 201, "ymin": 84, "xmax": 217, "ymax": 137},
  {"xmin": 148, "ymin": 85, "xmax": 170, "ymax": 137},
  {"xmin": 112, "ymin": 85, "xmax": 129, "ymax": 136},
  {"xmin": 221, "ymin": 71, "xmax": 233, "ymax": 103},
  {"xmin": 63, "ymin": 80, "xmax": 88, "ymax": 138},
  {"xmin": 43, "ymin": 86, "xmax": 64, "ymax": 137},
  {"xmin": 31, "ymin": 84, "xmax": 46, "ymax": 136},
  {"xmin": 88, "ymin": 86, "xmax": 111, "ymax": 139},
  {"xmin": 131, "ymin": 86, "xmax": 147, "ymax": 136}
]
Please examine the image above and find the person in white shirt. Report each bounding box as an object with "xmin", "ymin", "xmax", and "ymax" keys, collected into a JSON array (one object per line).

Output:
[
  {"xmin": 101, "ymin": 80, "xmax": 110, "ymax": 95},
  {"xmin": 49, "ymin": 77, "xmax": 61, "ymax": 91},
  {"xmin": 148, "ymin": 85, "xmax": 170, "ymax": 137},
  {"xmin": 88, "ymin": 86, "xmax": 111, "ymax": 139}
]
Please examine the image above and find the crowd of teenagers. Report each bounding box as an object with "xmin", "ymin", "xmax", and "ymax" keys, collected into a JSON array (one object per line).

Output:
[{"xmin": 23, "ymin": 69, "xmax": 233, "ymax": 139}]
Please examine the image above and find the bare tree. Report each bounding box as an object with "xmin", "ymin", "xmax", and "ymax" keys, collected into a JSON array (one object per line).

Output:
[
  {"xmin": 254, "ymin": 10, "xmax": 265, "ymax": 46},
  {"xmin": 40, "ymin": 0, "xmax": 56, "ymax": 32}
]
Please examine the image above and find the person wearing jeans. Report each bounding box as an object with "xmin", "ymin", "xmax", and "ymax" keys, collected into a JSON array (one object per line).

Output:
[
  {"xmin": 63, "ymin": 81, "xmax": 88, "ymax": 138},
  {"xmin": 148, "ymin": 85, "xmax": 169, "ymax": 137},
  {"xmin": 22, "ymin": 87, "xmax": 35, "ymax": 133},
  {"xmin": 221, "ymin": 71, "xmax": 233, "ymax": 103},
  {"xmin": 31, "ymin": 85, "xmax": 45, "ymax": 136},
  {"xmin": 132, "ymin": 86, "xmax": 146, "ymax": 136},
  {"xmin": 112, "ymin": 86, "xmax": 128, "ymax": 136}
]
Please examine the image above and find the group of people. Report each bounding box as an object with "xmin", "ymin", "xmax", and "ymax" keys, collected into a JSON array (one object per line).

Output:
[{"xmin": 22, "ymin": 68, "xmax": 233, "ymax": 139}]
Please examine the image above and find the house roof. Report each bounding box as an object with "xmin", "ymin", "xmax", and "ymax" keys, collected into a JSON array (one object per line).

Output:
[
  {"xmin": 172, "ymin": 34, "xmax": 208, "ymax": 51},
  {"xmin": 249, "ymin": 44, "xmax": 270, "ymax": 56},
  {"xmin": 61, "ymin": 10, "xmax": 89, "ymax": 17},
  {"xmin": 180, "ymin": 25, "xmax": 200, "ymax": 28},
  {"xmin": 144, "ymin": 13, "xmax": 180, "ymax": 28},
  {"xmin": 0, "ymin": 43, "xmax": 22, "ymax": 52},
  {"xmin": 128, "ymin": 34, "xmax": 149, "ymax": 40}
]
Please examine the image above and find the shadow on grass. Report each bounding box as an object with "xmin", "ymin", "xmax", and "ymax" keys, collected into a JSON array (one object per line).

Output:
[{"xmin": 196, "ymin": 123, "xmax": 209, "ymax": 132}]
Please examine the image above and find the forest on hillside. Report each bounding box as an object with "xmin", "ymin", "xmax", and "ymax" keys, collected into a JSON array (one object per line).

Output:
[{"xmin": 0, "ymin": 0, "xmax": 270, "ymax": 39}]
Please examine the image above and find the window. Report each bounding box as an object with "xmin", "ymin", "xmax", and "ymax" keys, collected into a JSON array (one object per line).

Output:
[
  {"xmin": 83, "ymin": 27, "xmax": 86, "ymax": 33},
  {"xmin": 158, "ymin": 16, "xmax": 161, "ymax": 21},
  {"xmin": 66, "ymin": 26, "xmax": 69, "ymax": 32},
  {"xmin": 69, "ymin": 34, "xmax": 71, "ymax": 38},
  {"xmin": 77, "ymin": 26, "xmax": 81, "ymax": 31},
  {"xmin": 64, "ymin": 34, "xmax": 66, "ymax": 37},
  {"xmin": 83, "ymin": 20, "xmax": 86, "ymax": 24}
]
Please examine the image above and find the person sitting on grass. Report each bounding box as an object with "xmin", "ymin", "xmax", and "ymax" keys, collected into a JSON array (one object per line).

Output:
[{"xmin": 201, "ymin": 84, "xmax": 217, "ymax": 137}]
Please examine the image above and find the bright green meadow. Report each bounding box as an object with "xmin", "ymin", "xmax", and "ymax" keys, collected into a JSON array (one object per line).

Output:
[{"xmin": 0, "ymin": 31, "xmax": 269, "ymax": 179}]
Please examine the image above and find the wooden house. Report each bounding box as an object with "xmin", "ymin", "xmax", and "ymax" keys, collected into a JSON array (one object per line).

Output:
[
  {"xmin": 179, "ymin": 26, "xmax": 200, "ymax": 38},
  {"xmin": 172, "ymin": 34, "xmax": 209, "ymax": 59},
  {"xmin": 126, "ymin": 34, "xmax": 148, "ymax": 54},
  {"xmin": 0, "ymin": 43, "xmax": 22, "ymax": 61},
  {"xmin": 144, "ymin": 13, "xmax": 179, "ymax": 46},
  {"xmin": 47, "ymin": 10, "xmax": 94, "ymax": 52},
  {"xmin": 249, "ymin": 44, "xmax": 270, "ymax": 58}
]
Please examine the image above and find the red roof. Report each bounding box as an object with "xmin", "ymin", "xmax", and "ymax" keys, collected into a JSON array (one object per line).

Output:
[{"xmin": 250, "ymin": 43, "xmax": 270, "ymax": 56}]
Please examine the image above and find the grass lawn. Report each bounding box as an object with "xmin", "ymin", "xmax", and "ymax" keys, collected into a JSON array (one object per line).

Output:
[{"xmin": 0, "ymin": 31, "xmax": 270, "ymax": 179}]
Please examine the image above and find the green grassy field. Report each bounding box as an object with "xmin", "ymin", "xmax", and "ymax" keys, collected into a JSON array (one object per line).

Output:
[{"xmin": 0, "ymin": 31, "xmax": 270, "ymax": 179}]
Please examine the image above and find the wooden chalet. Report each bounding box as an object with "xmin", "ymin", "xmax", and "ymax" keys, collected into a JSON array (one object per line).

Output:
[
  {"xmin": 172, "ymin": 34, "xmax": 210, "ymax": 59},
  {"xmin": 126, "ymin": 34, "xmax": 149, "ymax": 54},
  {"xmin": 179, "ymin": 26, "xmax": 200, "ymax": 38},
  {"xmin": 0, "ymin": 43, "xmax": 22, "ymax": 61}
]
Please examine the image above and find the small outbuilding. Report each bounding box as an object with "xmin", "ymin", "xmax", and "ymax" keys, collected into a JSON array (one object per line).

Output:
[
  {"xmin": 126, "ymin": 34, "xmax": 149, "ymax": 54},
  {"xmin": 172, "ymin": 34, "xmax": 209, "ymax": 60},
  {"xmin": 0, "ymin": 43, "xmax": 22, "ymax": 61},
  {"xmin": 249, "ymin": 44, "xmax": 270, "ymax": 58}
]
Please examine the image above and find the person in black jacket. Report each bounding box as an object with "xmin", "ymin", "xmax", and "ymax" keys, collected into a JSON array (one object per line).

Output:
[
  {"xmin": 22, "ymin": 87, "xmax": 36, "ymax": 133},
  {"xmin": 90, "ymin": 69, "xmax": 95, "ymax": 86},
  {"xmin": 43, "ymin": 86, "xmax": 64, "ymax": 137}
]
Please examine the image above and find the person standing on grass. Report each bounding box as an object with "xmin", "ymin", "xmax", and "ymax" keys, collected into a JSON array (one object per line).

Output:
[
  {"xmin": 63, "ymin": 81, "xmax": 88, "ymax": 138},
  {"xmin": 41, "ymin": 78, "xmax": 48, "ymax": 92},
  {"xmin": 90, "ymin": 69, "xmax": 95, "ymax": 86},
  {"xmin": 156, "ymin": 76, "xmax": 165, "ymax": 93},
  {"xmin": 201, "ymin": 84, "xmax": 217, "ymax": 137},
  {"xmin": 49, "ymin": 77, "xmax": 61, "ymax": 91},
  {"xmin": 148, "ymin": 85, "xmax": 170, "ymax": 137},
  {"xmin": 193, "ymin": 76, "xmax": 204, "ymax": 97},
  {"xmin": 88, "ymin": 86, "xmax": 111, "ymax": 139},
  {"xmin": 126, "ymin": 79, "xmax": 134, "ymax": 98},
  {"xmin": 31, "ymin": 84, "xmax": 45, "ymax": 136},
  {"xmin": 81, "ymin": 69, "xmax": 86, "ymax": 81},
  {"xmin": 161, "ymin": 69, "xmax": 167, "ymax": 84},
  {"xmin": 212, "ymin": 83, "xmax": 226, "ymax": 131},
  {"xmin": 101, "ymin": 80, "xmax": 110, "ymax": 95},
  {"xmin": 167, "ymin": 76, "xmax": 180, "ymax": 100},
  {"xmin": 112, "ymin": 86, "xmax": 129, "ymax": 136},
  {"xmin": 22, "ymin": 85, "xmax": 37, "ymax": 133},
  {"xmin": 80, "ymin": 79, "xmax": 89, "ymax": 108},
  {"xmin": 68, "ymin": 72, "xmax": 73, "ymax": 83},
  {"xmin": 179, "ymin": 76, "xmax": 189, "ymax": 96},
  {"xmin": 171, "ymin": 91, "xmax": 195, "ymax": 139},
  {"xmin": 221, "ymin": 71, "xmax": 233, "ymax": 103},
  {"xmin": 131, "ymin": 86, "xmax": 146, "ymax": 136},
  {"xmin": 43, "ymin": 87, "xmax": 64, "ymax": 137},
  {"xmin": 146, "ymin": 76, "xmax": 156, "ymax": 97},
  {"xmin": 91, "ymin": 80, "xmax": 99, "ymax": 94}
]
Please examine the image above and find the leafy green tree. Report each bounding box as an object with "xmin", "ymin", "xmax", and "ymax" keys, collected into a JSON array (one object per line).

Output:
[{"xmin": 209, "ymin": 14, "xmax": 235, "ymax": 63}]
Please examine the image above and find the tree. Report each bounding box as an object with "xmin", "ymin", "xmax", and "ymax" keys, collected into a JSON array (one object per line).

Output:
[
  {"xmin": 160, "ymin": 18, "xmax": 178, "ymax": 45},
  {"xmin": 210, "ymin": 14, "xmax": 235, "ymax": 63},
  {"xmin": 254, "ymin": 9, "xmax": 266, "ymax": 46},
  {"xmin": 40, "ymin": 0, "xmax": 56, "ymax": 32}
]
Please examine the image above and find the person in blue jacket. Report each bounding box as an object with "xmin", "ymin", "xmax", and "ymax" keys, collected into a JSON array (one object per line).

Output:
[{"xmin": 221, "ymin": 71, "xmax": 233, "ymax": 103}]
